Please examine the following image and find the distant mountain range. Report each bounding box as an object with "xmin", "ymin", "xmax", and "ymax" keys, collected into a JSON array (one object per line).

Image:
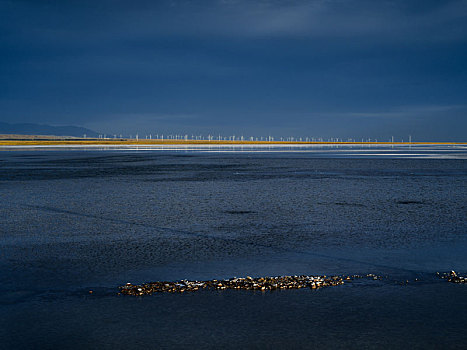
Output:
[{"xmin": 0, "ymin": 122, "xmax": 99, "ymax": 138}]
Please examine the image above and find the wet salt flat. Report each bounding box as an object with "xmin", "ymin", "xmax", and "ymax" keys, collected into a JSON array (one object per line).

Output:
[{"xmin": 0, "ymin": 146, "xmax": 466, "ymax": 348}]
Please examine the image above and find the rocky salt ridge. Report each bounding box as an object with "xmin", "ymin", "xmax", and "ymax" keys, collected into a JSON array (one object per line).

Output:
[
  {"xmin": 119, "ymin": 275, "xmax": 345, "ymax": 296},
  {"xmin": 438, "ymin": 271, "xmax": 467, "ymax": 284},
  {"xmin": 118, "ymin": 271, "xmax": 466, "ymax": 296}
]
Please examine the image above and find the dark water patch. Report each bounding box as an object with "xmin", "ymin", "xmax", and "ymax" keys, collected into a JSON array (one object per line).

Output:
[
  {"xmin": 0, "ymin": 286, "xmax": 117, "ymax": 306},
  {"xmin": 0, "ymin": 160, "xmax": 254, "ymax": 181},
  {"xmin": 224, "ymin": 210, "xmax": 256, "ymax": 215},
  {"xmin": 397, "ymin": 200, "xmax": 425, "ymax": 205},
  {"xmin": 333, "ymin": 202, "xmax": 366, "ymax": 207},
  {"xmin": 3, "ymin": 282, "xmax": 467, "ymax": 350},
  {"xmin": 2, "ymin": 153, "xmax": 467, "ymax": 182},
  {"xmin": 1, "ymin": 203, "xmax": 441, "ymax": 278},
  {"xmin": 10, "ymin": 154, "xmax": 51, "ymax": 159},
  {"xmin": 41, "ymin": 154, "xmax": 197, "ymax": 166}
]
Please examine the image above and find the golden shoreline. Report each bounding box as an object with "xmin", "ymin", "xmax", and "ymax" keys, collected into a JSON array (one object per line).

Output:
[{"xmin": 0, "ymin": 139, "xmax": 466, "ymax": 146}]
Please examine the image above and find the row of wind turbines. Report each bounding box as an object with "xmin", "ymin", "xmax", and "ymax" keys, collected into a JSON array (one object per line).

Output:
[{"xmin": 90, "ymin": 133, "xmax": 413, "ymax": 143}]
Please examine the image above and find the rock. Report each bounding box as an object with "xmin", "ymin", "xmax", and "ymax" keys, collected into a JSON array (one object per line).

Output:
[
  {"xmin": 439, "ymin": 270, "xmax": 467, "ymax": 284},
  {"xmin": 118, "ymin": 274, "xmax": 346, "ymax": 296}
]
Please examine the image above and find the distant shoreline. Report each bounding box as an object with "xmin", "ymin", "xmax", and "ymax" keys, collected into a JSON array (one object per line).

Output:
[{"xmin": 0, "ymin": 138, "xmax": 466, "ymax": 146}]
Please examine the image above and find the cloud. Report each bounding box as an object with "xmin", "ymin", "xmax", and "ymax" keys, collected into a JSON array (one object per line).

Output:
[
  {"xmin": 335, "ymin": 104, "xmax": 467, "ymax": 119},
  {"xmin": 83, "ymin": 113, "xmax": 199, "ymax": 134},
  {"xmin": 111, "ymin": 0, "xmax": 467, "ymax": 42},
  {"xmin": 1, "ymin": 1, "xmax": 466, "ymax": 141},
  {"xmin": 2, "ymin": 0, "xmax": 467, "ymax": 45}
]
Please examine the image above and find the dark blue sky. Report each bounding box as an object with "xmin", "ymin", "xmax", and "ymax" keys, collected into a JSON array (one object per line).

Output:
[{"xmin": 1, "ymin": 0, "xmax": 466, "ymax": 140}]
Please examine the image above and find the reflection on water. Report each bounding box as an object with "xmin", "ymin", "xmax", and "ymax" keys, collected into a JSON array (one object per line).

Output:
[
  {"xmin": 0, "ymin": 148, "xmax": 466, "ymax": 348},
  {"xmin": 2, "ymin": 143, "xmax": 467, "ymax": 158}
]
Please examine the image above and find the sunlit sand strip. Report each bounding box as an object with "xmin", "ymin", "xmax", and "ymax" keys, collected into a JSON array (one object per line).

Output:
[
  {"xmin": 0, "ymin": 139, "xmax": 466, "ymax": 147},
  {"xmin": 1, "ymin": 142, "xmax": 467, "ymax": 149}
]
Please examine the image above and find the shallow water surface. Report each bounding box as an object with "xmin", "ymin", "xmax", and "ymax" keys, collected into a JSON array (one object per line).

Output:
[{"xmin": 0, "ymin": 148, "xmax": 466, "ymax": 349}]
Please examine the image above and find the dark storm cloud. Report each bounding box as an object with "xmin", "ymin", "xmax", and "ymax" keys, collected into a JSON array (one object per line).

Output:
[
  {"xmin": 1, "ymin": 0, "xmax": 466, "ymax": 140},
  {"xmin": 3, "ymin": 0, "xmax": 466, "ymax": 43}
]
